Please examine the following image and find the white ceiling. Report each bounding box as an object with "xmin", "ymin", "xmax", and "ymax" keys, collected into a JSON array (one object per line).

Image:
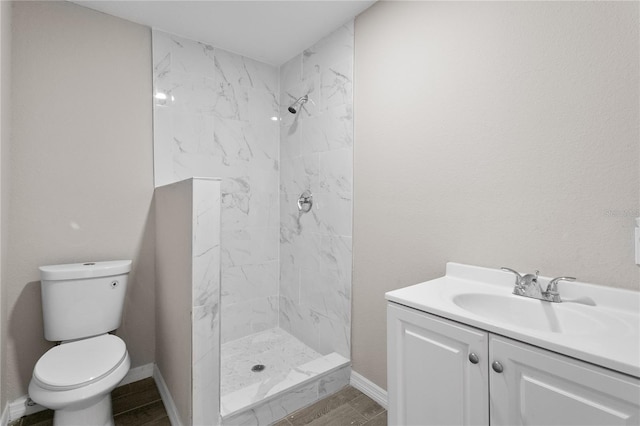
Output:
[{"xmin": 71, "ymin": 0, "xmax": 376, "ymax": 66}]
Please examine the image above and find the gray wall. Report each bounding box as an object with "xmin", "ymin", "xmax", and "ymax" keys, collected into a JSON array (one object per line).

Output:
[
  {"xmin": 6, "ymin": 1, "xmax": 155, "ymax": 401},
  {"xmin": 0, "ymin": 0, "xmax": 11, "ymax": 410},
  {"xmin": 353, "ymin": 1, "xmax": 640, "ymax": 389}
]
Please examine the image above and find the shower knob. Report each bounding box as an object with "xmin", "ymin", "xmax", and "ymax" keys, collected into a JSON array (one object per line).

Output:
[{"xmin": 297, "ymin": 190, "xmax": 313, "ymax": 213}]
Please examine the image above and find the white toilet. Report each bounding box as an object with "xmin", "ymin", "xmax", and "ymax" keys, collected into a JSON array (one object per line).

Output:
[{"xmin": 28, "ymin": 260, "xmax": 132, "ymax": 426}]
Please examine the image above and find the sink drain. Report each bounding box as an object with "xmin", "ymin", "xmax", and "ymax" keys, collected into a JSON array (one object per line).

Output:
[{"xmin": 251, "ymin": 364, "xmax": 265, "ymax": 372}]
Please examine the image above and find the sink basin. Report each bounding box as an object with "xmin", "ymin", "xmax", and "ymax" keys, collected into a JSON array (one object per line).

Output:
[
  {"xmin": 386, "ymin": 262, "xmax": 640, "ymax": 378},
  {"xmin": 452, "ymin": 293, "xmax": 618, "ymax": 335}
]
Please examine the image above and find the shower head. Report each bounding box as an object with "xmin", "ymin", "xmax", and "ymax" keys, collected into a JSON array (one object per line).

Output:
[{"xmin": 288, "ymin": 95, "xmax": 308, "ymax": 114}]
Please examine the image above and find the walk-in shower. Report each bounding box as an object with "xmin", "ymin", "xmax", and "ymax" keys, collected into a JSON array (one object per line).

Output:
[{"xmin": 152, "ymin": 21, "xmax": 354, "ymax": 425}]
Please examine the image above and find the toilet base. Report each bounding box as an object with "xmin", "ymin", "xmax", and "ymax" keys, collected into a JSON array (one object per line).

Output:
[{"xmin": 53, "ymin": 393, "xmax": 113, "ymax": 426}]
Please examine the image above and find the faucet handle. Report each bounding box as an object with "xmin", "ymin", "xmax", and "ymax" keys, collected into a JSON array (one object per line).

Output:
[
  {"xmin": 501, "ymin": 267, "xmax": 522, "ymax": 280},
  {"xmin": 546, "ymin": 276, "xmax": 576, "ymax": 294}
]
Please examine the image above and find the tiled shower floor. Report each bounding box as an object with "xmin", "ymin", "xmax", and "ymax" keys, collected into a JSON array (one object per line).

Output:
[{"xmin": 220, "ymin": 328, "xmax": 349, "ymax": 418}]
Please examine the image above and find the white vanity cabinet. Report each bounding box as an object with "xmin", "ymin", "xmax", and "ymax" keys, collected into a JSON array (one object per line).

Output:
[
  {"xmin": 387, "ymin": 303, "xmax": 489, "ymax": 425},
  {"xmin": 388, "ymin": 302, "xmax": 640, "ymax": 426},
  {"xmin": 490, "ymin": 336, "xmax": 640, "ymax": 426}
]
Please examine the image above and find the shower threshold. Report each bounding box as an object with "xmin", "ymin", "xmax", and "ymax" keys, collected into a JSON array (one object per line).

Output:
[{"xmin": 220, "ymin": 328, "xmax": 350, "ymax": 419}]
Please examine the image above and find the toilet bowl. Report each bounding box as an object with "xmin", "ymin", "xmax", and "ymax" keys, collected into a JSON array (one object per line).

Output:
[{"xmin": 29, "ymin": 334, "xmax": 130, "ymax": 426}]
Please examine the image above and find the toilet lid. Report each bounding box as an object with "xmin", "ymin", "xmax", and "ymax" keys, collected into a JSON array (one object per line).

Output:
[{"xmin": 34, "ymin": 334, "xmax": 127, "ymax": 390}]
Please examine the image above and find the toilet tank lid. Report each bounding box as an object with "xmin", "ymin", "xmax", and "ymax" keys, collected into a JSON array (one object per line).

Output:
[{"xmin": 39, "ymin": 260, "xmax": 132, "ymax": 281}]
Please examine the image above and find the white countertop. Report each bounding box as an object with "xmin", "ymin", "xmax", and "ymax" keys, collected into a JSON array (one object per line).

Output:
[{"xmin": 386, "ymin": 263, "xmax": 640, "ymax": 378}]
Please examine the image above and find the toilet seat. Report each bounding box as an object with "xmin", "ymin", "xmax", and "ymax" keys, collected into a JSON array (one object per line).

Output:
[{"xmin": 33, "ymin": 334, "xmax": 127, "ymax": 391}]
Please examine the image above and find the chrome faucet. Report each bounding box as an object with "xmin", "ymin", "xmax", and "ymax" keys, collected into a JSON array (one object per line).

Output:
[{"xmin": 501, "ymin": 267, "xmax": 576, "ymax": 303}]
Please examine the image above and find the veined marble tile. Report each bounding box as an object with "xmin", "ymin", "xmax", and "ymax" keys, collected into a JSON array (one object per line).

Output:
[
  {"xmin": 193, "ymin": 180, "xmax": 222, "ymax": 308},
  {"xmin": 220, "ymin": 328, "xmax": 323, "ymax": 397},
  {"xmin": 153, "ymin": 30, "xmax": 216, "ymax": 77},
  {"xmin": 300, "ymin": 104, "xmax": 353, "ymax": 154},
  {"xmin": 299, "ymin": 267, "xmax": 350, "ymax": 324},
  {"xmin": 223, "ymin": 186, "xmax": 279, "ymax": 231},
  {"xmin": 318, "ymin": 365, "xmax": 351, "ymax": 398},
  {"xmin": 303, "ymin": 21, "xmax": 354, "ymax": 79},
  {"xmin": 317, "ymin": 315, "xmax": 351, "ymax": 359},
  {"xmin": 192, "ymin": 303, "xmax": 220, "ymax": 425},
  {"xmin": 152, "ymin": 30, "xmax": 172, "ymax": 79},
  {"xmin": 279, "ymin": 296, "xmax": 321, "ymax": 352},
  {"xmin": 222, "ymin": 295, "xmax": 279, "ymax": 343},
  {"xmin": 215, "ymin": 48, "xmax": 278, "ymax": 93},
  {"xmin": 321, "ymin": 234, "xmax": 352, "ymax": 278},
  {"xmin": 222, "ymin": 261, "xmax": 278, "ymax": 305},
  {"xmin": 279, "ymin": 260, "xmax": 300, "ymax": 302},
  {"xmin": 221, "ymin": 352, "xmax": 349, "ymax": 417},
  {"xmin": 321, "ymin": 57, "xmax": 353, "ymax": 111},
  {"xmin": 212, "ymin": 117, "xmax": 279, "ymax": 172},
  {"xmin": 279, "ymin": 153, "xmax": 319, "ymax": 196},
  {"xmin": 312, "ymin": 192, "xmax": 352, "ymax": 237},
  {"xmin": 220, "ymin": 327, "xmax": 350, "ymax": 423},
  {"xmin": 280, "ymin": 54, "xmax": 302, "ymax": 93},
  {"xmin": 213, "ymin": 117, "xmax": 256, "ymax": 166},
  {"xmin": 221, "ymin": 226, "xmax": 279, "ymax": 268},
  {"xmin": 319, "ymin": 148, "xmax": 352, "ymax": 198},
  {"xmin": 248, "ymin": 88, "xmax": 279, "ymax": 126},
  {"xmin": 279, "ymin": 123, "xmax": 301, "ymax": 159},
  {"xmin": 279, "ymin": 230, "xmax": 322, "ymax": 273},
  {"xmin": 222, "ymin": 381, "xmax": 318, "ymax": 426},
  {"xmin": 213, "ymin": 79, "xmax": 249, "ymax": 121},
  {"xmin": 156, "ymin": 71, "xmax": 217, "ymax": 114},
  {"xmin": 153, "ymin": 107, "xmax": 176, "ymax": 187}
]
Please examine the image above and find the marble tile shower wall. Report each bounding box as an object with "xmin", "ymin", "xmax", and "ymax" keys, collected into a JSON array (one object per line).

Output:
[
  {"xmin": 152, "ymin": 30, "xmax": 280, "ymax": 343},
  {"xmin": 278, "ymin": 22, "xmax": 354, "ymax": 359}
]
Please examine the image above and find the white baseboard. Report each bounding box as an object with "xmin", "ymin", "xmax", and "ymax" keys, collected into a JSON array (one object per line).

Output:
[
  {"xmin": 120, "ymin": 362, "xmax": 154, "ymax": 386},
  {"xmin": 6, "ymin": 363, "xmax": 154, "ymax": 423},
  {"xmin": 153, "ymin": 364, "xmax": 183, "ymax": 426},
  {"xmin": 350, "ymin": 370, "xmax": 388, "ymax": 409},
  {"xmin": 8, "ymin": 394, "xmax": 44, "ymax": 422}
]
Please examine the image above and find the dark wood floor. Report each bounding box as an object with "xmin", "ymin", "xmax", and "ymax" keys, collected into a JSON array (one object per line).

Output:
[
  {"xmin": 11, "ymin": 379, "xmax": 386, "ymax": 426},
  {"xmin": 274, "ymin": 386, "xmax": 387, "ymax": 426},
  {"xmin": 9, "ymin": 378, "xmax": 169, "ymax": 426}
]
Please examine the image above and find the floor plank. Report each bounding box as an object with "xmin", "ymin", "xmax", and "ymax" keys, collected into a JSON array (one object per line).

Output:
[
  {"xmin": 113, "ymin": 400, "xmax": 168, "ymax": 426},
  {"xmin": 112, "ymin": 383, "xmax": 162, "ymax": 416},
  {"xmin": 286, "ymin": 386, "xmax": 364, "ymax": 426},
  {"xmin": 348, "ymin": 394, "xmax": 385, "ymax": 420},
  {"xmin": 363, "ymin": 411, "xmax": 387, "ymax": 426},
  {"xmin": 305, "ymin": 403, "xmax": 368, "ymax": 426}
]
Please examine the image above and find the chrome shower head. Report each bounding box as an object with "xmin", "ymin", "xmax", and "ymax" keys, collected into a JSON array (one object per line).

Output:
[{"xmin": 288, "ymin": 95, "xmax": 308, "ymax": 114}]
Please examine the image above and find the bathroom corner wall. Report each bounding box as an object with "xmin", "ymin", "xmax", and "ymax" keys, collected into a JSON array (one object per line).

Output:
[
  {"xmin": 278, "ymin": 22, "xmax": 354, "ymax": 358},
  {"xmin": 155, "ymin": 178, "xmax": 221, "ymax": 425},
  {"xmin": 152, "ymin": 31, "xmax": 280, "ymax": 344}
]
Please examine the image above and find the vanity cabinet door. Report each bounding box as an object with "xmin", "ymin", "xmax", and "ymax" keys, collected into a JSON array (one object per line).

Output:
[
  {"xmin": 387, "ymin": 303, "xmax": 489, "ymax": 426},
  {"xmin": 489, "ymin": 335, "xmax": 640, "ymax": 426}
]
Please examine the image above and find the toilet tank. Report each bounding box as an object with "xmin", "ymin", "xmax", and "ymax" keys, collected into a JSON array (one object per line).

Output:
[{"xmin": 39, "ymin": 260, "xmax": 132, "ymax": 341}]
